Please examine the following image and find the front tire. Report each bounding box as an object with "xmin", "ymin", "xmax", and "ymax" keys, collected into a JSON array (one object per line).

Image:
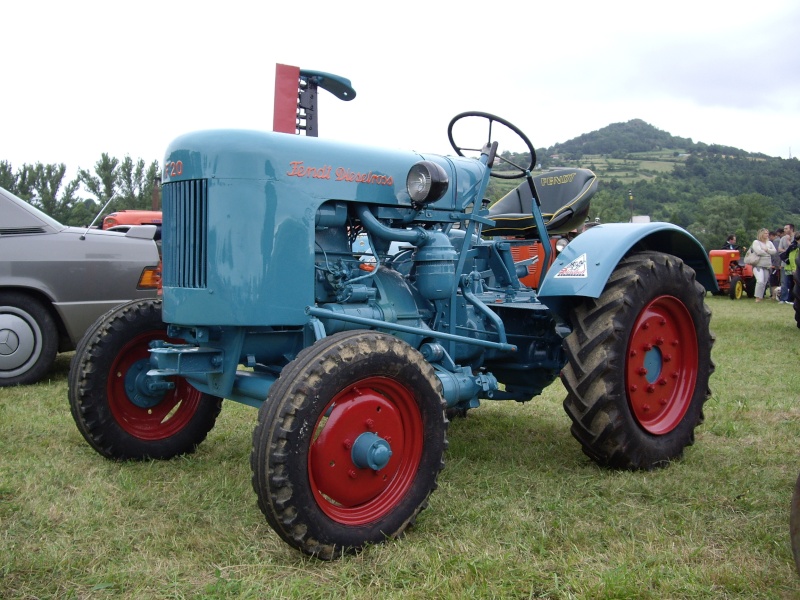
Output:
[
  {"xmin": 251, "ymin": 330, "xmax": 447, "ymax": 559},
  {"xmin": 0, "ymin": 291, "xmax": 58, "ymax": 386},
  {"xmin": 562, "ymin": 252, "xmax": 714, "ymax": 470},
  {"xmin": 68, "ymin": 298, "xmax": 222, "ymax": 460},
  {"xmin": 729, "ymin": 275, "xmax": 743, "ymax": 300}
]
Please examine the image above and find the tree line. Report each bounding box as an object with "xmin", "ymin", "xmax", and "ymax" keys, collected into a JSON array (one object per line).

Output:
[{"xmin": 1, "ymin": 155, "xmax": 160, "ymax": 227}]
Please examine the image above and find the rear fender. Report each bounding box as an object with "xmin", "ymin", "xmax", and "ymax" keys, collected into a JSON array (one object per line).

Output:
[{"xmin": 537, "ymin": 222, "xmax": 716, "ymax": 320}]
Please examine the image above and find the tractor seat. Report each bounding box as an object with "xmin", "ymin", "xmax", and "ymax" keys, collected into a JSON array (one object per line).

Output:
[{"xmin": 483, "ymin": 168, "xmax": 597, "ymax": 239}]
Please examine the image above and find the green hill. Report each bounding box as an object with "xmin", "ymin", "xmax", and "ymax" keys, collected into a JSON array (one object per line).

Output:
[
  {"xmin": 544, "ymin": 119, "xmax": 767, "ymax": 160},
  {"xmin": 548, "ymin": 119, "xmax": 691, "ymax": 156}
]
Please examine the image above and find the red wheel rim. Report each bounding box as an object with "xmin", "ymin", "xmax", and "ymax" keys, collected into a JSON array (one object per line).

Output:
[
  {"xmin": 308, "ymin": 376, "xmax": 423, "ymax": 525},
  {"xmin": 625, "ymin": 295, "xmax": 698, "ymax": 435},
  {"xmin": 107, "ymin": 331, "xmax": 203, "ymax": 440}
]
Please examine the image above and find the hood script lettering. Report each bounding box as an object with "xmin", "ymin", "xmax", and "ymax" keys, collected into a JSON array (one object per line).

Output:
[{"xmin": 287, "ymin": 162, "xmax": 393, "ymax": 186}]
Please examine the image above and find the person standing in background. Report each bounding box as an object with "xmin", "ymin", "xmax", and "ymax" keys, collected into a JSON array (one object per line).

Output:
[
  {"xmin": 782, "ymin": 232, "xmax": 800, "ymax": 305},
  {"xmin": 768, "ymin": 230, "xmax": 782, "ymax": 299},
  {"xmin": 778, "ymin": 224, "xmax": 796, "ymax": 303},
  {"xmin": 750, "ymin": 228, "xmax": 777, "ymax": 303},
  {"xmin": 722, "ymin": 234, "xmax": 738, "ymax": 250}
]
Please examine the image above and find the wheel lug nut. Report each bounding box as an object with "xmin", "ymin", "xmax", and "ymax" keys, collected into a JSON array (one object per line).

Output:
[
  {"xmin": 630, "ymin": 350, "xmax": 638, "ymax": 357},
  {"xmin": 365, "ymin": 419, "xmax": 375, "ymax": 430},
  {"xmin": 343, "ymin": 439, "xmax": 353, "ymax": 450},
  {"xmin": 348, "ymin": 469, "xmax": 357, "ymax": 479},
  {"xmin": 658, "ymin": 378, "xmax": 668, "ymax": 386},
  {"xmin": 664, "ymin": 354, "xmax": 672, "ymax": 362},
  {"xmin": 638, "ymin": 367, "xmax": 648, "ymax": 376},
  {"xmin": 646, "ymin": 384, "xmax": 656, "ymax": 393},
  {"xmin": 643, "ymin": 343, "xmax": 653, "ymax": 351},
  {"xmin": 643, "ymin": 322, "xmax": 650, "ymax": 330},
  {"xmin": 655, "ymin": 337, "xmax": 664, "ymax": 346},
  {"xmin": 642, "ymin": 404, "xmax": 651, "ymax": 412},
  {"xmin": 630, "ymin": 385, "xmax": 638, "ymax": 392}
]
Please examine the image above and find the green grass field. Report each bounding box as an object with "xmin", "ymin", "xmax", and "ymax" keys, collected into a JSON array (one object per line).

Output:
[{"xmin": 1, "ymin": 295, "xmax": 798, "ymax": 599}]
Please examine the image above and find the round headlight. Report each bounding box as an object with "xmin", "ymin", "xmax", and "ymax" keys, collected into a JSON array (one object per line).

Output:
[
  {"xmin": 555, "ymin": 236, "xmax": 569, "ymax": 253},
  {"xmin": 406, "ymin": 161, "xmax": 448, "ymax": 206}
]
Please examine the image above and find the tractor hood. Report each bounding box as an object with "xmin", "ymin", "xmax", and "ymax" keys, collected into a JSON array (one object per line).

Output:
[{"xmin": 162, "ymin": 129, "xmax": 488, "ymax": 212}]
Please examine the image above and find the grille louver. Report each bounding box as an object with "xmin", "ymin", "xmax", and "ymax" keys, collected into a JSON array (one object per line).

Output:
[{"xmin": 162, "ymin": 179, "xmax": 208, "ymax": 289}]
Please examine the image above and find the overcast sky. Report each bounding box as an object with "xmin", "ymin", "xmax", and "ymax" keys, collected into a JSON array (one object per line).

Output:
[{"xmin": 3, "ymin": 0, "xmax": 799, "ymax": 187}]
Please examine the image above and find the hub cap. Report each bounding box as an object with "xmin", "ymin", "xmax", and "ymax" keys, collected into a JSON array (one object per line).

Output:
[
  {"xmin": 308, "ymin": 376, "xmax": 423, "ymax": 525},
  {"xmin": 107, "ymin": 331, "xmax": 203, "ymax": 440},
  {"xmin": 0, "ymin": 312, "xmax": 38, "ymax": 373},
  {"xmin": 625, "ymin": 295, "xmax": 698, "ymax": 435}
]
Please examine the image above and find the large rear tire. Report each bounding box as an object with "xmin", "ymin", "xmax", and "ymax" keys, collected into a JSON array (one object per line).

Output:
[
  {"xmin": 251, "ymin": 330, "xmax": 447, "ymax": 559},
  {"xmin": 744, "ymin": 276, "xmax": 756, "ymax": 298},
  {"xmin": 68, "ymin": 298, "xmax": 222, "ymax": 460},
  {"xmin": 562, "ymin": 252, "xmax": 714, "ymax": 470}
]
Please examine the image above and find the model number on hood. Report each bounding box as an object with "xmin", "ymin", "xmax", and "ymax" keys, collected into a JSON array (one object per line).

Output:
[{"xmin": 164, "ymin": 161, "xmax": 183, "ymax": 178}]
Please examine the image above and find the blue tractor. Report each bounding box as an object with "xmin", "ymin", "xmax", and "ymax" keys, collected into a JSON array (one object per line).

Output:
[{"xmin": 69, "ymin": 70, "xmax": 716, "ymax": 559}]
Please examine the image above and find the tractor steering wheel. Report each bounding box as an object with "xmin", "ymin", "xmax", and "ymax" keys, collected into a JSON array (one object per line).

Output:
[{"xmin": 447, "ymin": 111, "xmax": 537, "ymax": 180}]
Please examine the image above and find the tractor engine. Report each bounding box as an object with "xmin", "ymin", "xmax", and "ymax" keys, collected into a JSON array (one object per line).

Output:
[{"xmin": 312, "ymin": 206, "xmax": 491, "ymax": 368}]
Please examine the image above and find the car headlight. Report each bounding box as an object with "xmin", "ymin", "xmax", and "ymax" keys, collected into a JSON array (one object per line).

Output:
[
  {"xmin": 555, "ymin": 236, "xmax": 569, "ymax": 253},
  {"xmin": 406, "ymin": 161, "xmax": 448, "ymax": 206}
]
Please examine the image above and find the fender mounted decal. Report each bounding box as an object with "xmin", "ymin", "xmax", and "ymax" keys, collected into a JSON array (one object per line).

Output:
[{"xmin": 554, "ymin": 253, "xmax": 588, "ymax": 278}]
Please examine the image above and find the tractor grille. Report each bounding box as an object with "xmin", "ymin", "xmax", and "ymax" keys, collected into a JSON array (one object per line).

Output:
[{"xmin": 162, "ymin": 179, "xmax": 208, "ymax": 289}]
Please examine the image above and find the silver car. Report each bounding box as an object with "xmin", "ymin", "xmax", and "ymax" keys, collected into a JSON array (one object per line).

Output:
[{"xmin": 0, "ymin": 186, "xmax": 161, "ymax": 386}]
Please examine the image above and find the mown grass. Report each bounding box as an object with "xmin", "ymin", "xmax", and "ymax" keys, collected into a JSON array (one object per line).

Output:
[{"xmin": 1, "ymin": 295, "xmax": 799, "ymax": 599}]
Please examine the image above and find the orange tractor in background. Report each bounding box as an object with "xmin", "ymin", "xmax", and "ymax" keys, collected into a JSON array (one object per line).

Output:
[
  {"xmin": 102, "ymin": 210, "xmax": 162, "ymax": 235},
  {"xmin": 708, "ymin": 249, "xmax": 755, "ymax": 299}
]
